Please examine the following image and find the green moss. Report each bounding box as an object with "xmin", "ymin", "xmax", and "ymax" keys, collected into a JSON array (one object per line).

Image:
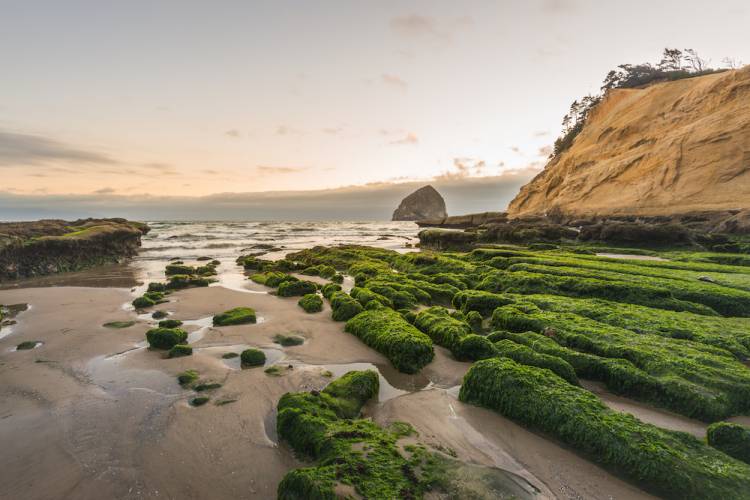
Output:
[
  {"xmin": 413, "ymin": 306, "xmax": 472, "ymax": 354},
  {"xmin": 132, "ymin": 296, "xmax": 156, "ymax": 308},
  {"xmin": 452, "ymin": 289, "xmax": 512, "ymax": 317},
  {"xmin": 158, "ymin": 319, "xmax": 183, "ymax": 328},
  {"xmin": 165, "ymin": 263, "xmax": 195, "ymax": 275},
  {"xmin": 102, "ymin": 320, "xmax": 136, "ymax": 329},
  {"xmin": 222, "ymin": 352, "xmax": 239, "ymax": 359},
  {"xmin": 301, "ymin": 264, "xmax": 337, "ymax": 279},
  {"xmin": 190, "ymin": 396, "xmax": 209, "ymax": 406},
  {"xmin": 166, "ymin": 274, "xmax": 211, "ymax": 289},
  {"xmin": 167, "ymin": 344, "xmax": 193, "ymax": 358},
  {"xmin": 264, "ymin": 365, "xmax": 283, "ymax": 376},
  {"xmin": 151, "ymin": 310, "xmax": 168, "ymax": 319},
  {"xmin": 459, "ymin": 358, "xmax": 750, "ymax": 499},
  {"xmin": 147, "ymin": 282, "xmax": 167, "ymax": 293},
  {"xmin": 145, "ymin": 327, "xmax": 188, "ymax": 349},
  {"xmin": 16, "ymin": 341, "xmax": 39, "ymax": 350},
  {"xmin": 251, "ymin": 271, "xmax": 298, "ymax": 287},
  {"xmin": 329, "ymin": 291, "xmax": 364, "ymax": 322},
  {"xmin": 344, "ymin": 308, "xmax": 434, "ymax": 374},
  {"xmin": 491, "ymin": 302, "xmax": 750, "ymax": 420},
  {"xmin": 240, "ymin": 348, "xmax": 266, "ymax": 367},
  {"xmin": 493, "ymin": 339, "xmax": 579, "ymax": 385},
  {"xmin": 177, "ymin": 369, "xmax": 199, "ymax": 385},
  {"xmin": 274, "ymin": 334, "xmax": 305, "ymax": 346},
  {"xmin": 298, "ymin": 293, "xmax": 323, "ymax": 313},
  {"xmin": 213, "ymin": 307, "xmax": 256, "ymax": 326},
  {"xmin": 707, "ymin": 422, "xmax": 750, "ymax": 464},
  {"xmin": 194, "ymin": 382, "xmax": 222, "ymax": 391},
  {"xmin": 278, "ymin": 279, "xmax": 317, "ymax": 297},
  {"xmin": 453, "ymin": 334, "xmax": 497, "ymax": 362},
  {"xmin": 466, "ymin": 310, "xmax": 483, "ymax": 333},
  {"xmin": 350, "ymin": 286, "xmax": 393, "ymax": 309},
  {"xmin": 320, "ymin": 283, "xmax": 342, "ymax": 299}
]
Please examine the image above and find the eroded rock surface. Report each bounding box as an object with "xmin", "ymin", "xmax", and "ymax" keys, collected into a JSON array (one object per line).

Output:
[{"xmin": 392, "ymin": 185, "xmax": 447, "ymax": 221}]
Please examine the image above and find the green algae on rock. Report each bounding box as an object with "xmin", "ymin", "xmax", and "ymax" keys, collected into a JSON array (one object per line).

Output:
[
  {"xmin": 297, "ymin": 293, "xmax": 323, "ymax": 313},
  {"xmin": 167, "ymin": 344, "xmax": 193, "ymax": 358},
  {"xmin": 145, "ymin": 327, "xmax": 188, "ymax": 349},
  {"xmin": 177, "ymin": 369, "xmax": 199, "ymax": 386},
  {"xmin": 158, "ymin": 319, "xmax": 183, "ymax": 328},
  {"xmin": 102, "ymin": 320, "xmax": 136, "ymax": 329},
  {"xmin": 240, "ymin": 348, "xmax": 265, "ymax": 367},
  {"xmin": 707, "ymin": 422, "xmax": 750, "ymax": 464},
  {"xmin": 212, "ymin": 307, "xmax": 256, "ymax": 326},
  {"xmin": 459, "ymin": 357, "xmax": 750, "ymax": 500},
  {"xmin": 278, "ymin": 279, "xmax": 317, "ymax": 297},
  {"xmin": 344, "ymin": 308, "xmax": 434, "ymax": 374}
]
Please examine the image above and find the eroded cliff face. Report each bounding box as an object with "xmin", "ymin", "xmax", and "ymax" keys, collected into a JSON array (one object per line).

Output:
[
  {"xmin": 508, "ymin": 67, "xmax": 750, "ymax": 218},
  {"xmin": 0, "ymin": 218, "xmax": 149, "ymax": 280}
]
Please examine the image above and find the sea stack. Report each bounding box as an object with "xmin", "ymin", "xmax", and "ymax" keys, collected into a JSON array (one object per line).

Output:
[{"xmin": 392, "ymin": 185, "xmax": 448, "ymax": 221}]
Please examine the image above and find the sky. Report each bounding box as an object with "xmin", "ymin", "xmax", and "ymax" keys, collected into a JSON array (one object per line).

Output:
[{"xmin": 1, "ymin": 0, "xmax": 749, "ymax": 219}]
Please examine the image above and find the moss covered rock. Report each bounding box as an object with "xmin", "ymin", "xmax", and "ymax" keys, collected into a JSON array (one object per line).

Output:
[
  {"xmin": 298, "ymin": 293, "xmax": 323, "ymax": 313},
  {"xmin": 213, "ymin": 307, "xmax": 256, "ymax": 326},
  {"xmin": 167, "ymin": 344, "xmax": 193, "ymax": 358},
  {"xmin": 145, "ymin": 327, "xmax": 188, "ymax": 349},
  {"xmin": 459, "ymin": 357, "xmax": 750, "ymax": 499},
  {"xmin": 178, "ymin": 369, "xmax": 199, "ymax": 385},
  {"xmin": 345, "ymin": 308, "xmax": 434, "ymax": 374},
  {"xmin": 278, "ymin": 280, "xmax": 317, "ymax": 297},
  {"xmin": 707, "ymin": 422, "xmax": 750, "ymax": 464},
  {"xmin": 241, "ymin": 348, "xmax": 266, "ymax": 367},
  {"xmin": 329, "ymin": 291, "xmax": 364, "ymax": 322},
  {"xmin": 158, "ymin": 319, "xmax": 183, "ymax": 328}
]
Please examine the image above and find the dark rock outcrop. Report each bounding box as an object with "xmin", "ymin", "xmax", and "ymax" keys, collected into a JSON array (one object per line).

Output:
[
  {"xmin": 417, "ymin": 212, "xmax": 507, "ymax": 229},
  {"xmin": 0, "ymin": 218, "xmax": 149, "ymax": 281},
  {"xmin": 392, "ymin": 185, "xmax": 447, "ymax": 221}
]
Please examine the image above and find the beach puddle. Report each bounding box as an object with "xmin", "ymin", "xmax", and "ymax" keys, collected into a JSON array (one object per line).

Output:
[
  {"xmin": 581, "ymin": 380, "xmax": 707, "ymax": 437},
  {"xmin": 0, "ymin": 303, "xmax": 30, "ymax": 340},
  {"xmin": 308, "ymin": 361, "xmax": 430, "ymax": 403},
  {"xmin": 86, "ymin": 354, "xmax": 181, "ymax": 397}
]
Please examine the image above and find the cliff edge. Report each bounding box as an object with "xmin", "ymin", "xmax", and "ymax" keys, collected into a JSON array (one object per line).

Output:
[{"xmin": 508, "ymin": 67, "xmax": 750, "ymax": 218}]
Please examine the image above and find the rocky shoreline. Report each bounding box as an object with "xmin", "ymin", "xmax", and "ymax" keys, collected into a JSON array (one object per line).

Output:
[
  {"xmin": 417, "ymin": 210, "xmax": 750, "ymax": 252},
  {"xmin": 0, "ymin": 218, "xmax": 149, "ymax": 281}
]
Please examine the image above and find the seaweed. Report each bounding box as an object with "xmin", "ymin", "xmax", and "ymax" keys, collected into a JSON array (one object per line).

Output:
[
  {"xmin": 344, "ymin": 308, "xmax": 434, "ymax": 374},
  {"xmin": 240, "ymin": 348, "xmax": 266, "ymax": 367},
  {"xmin": 298, "ymin": 293, "xmax": 323, "ymax": 313},
  {"xmin": 459, "ymin": 358, "xmax": 750, "ymax": 499},
  {"xmin": 707, "ymin": 422, "xmax": 750, "ymax": 464},
  {"xmin": 213, "ymin": 307, "xmax": 257, "ymax": 326},
  {"xmin": 145, "ymin": 327, "xmax": 188, "ymax": 349}
]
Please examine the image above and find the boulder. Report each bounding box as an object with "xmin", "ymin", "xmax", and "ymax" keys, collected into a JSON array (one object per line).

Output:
[{"xmin": 392, "ymin": 185, "xmax": 447, "ymax": 221}]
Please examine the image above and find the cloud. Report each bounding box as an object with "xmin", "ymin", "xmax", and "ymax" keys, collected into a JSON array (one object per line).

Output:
[
  {"xmin": 390, "ymin": 14, "xmax": 443, "ymax": 39},
  {"xmin": 538, "ymin": 145, "xmax": 553, "ymax": 157},
  {"xmin": 141, "ymin": 162, "xmax": 179, "ymax": 176},
  {"xmin": 390, "ymin": 132, "xmax": 419, "ymax": 145},
  {"xmin": 541, "ymin": 0, "xmax": 577, "ymax": 13},
  {"xmin": 93, "ymin": 187, "xmax": 116, "ymax": 194},
  {"xmin": 381, "ymin": 74, "xmax": 408, "ymax": 90},
  {"xmin": 276, "ymin": 125, "xmax": 303, "ymax": 136},
  {"xmin": 510, "ymin": 146, "xmax": 521, "ymax": 153},
  {"xmin": 225, "ymin": 129, "xmax": 240, "ymax": 138},
  {"xmin": 255, "ymin": 165, "xmax": 309, "ymax": 174},
  {"xmin": 434, "ymin": 158, "xmax": 487, "ymax": 181},
  {"xmin": 533, "ymin": 130, "xmax": 550, "ymax": 137},
  {"xmin": 0, "ymin": 129, "xmax": 119, "ymax": 167},
  {"xmin": 0, "ymin": 169, "xmax": 538, "ymax": 221},
  {"xmin": 322, "ymin": 127, "xmax": 342, "ymax": 135}
]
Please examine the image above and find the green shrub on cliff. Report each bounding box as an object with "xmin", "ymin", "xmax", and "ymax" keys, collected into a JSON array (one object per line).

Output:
[
  {"xmin": 298, "ymin": 293, "xmax": 323, "ymax": 313},
  {"xmin": 707, "ymin": 422, "xmax": 750, "ymax": 464},
  {"xmin": 146, "ymin": 327, "xmax": 188, "ymax": 349},
  {"xmin": 213, "ymin": 307, "xmax": 256, "ymax": 326},
  {"xmin": 459, "ymin": 358, "xmax": 750, "ymax": 499},
  {"xmin": 344, "ymin": 308, "xmax": 434, "ymax": 374}
]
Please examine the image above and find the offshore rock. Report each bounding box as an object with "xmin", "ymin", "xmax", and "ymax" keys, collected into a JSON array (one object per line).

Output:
[{"xmin": 392, "ymin": 185, "xmax": 447, "ymax": 221}]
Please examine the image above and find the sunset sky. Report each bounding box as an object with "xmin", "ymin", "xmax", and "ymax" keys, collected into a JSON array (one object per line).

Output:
[{"xmin": 2, "ymin": 0, "xmax": 749, "ymax": 214}]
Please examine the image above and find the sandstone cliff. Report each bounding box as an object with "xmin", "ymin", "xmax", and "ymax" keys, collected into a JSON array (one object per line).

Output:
[
  {"xmin": 0, "ymin": 218, "xmax": 149, "ymax": 281},
  {"xmin": 392, "ymin": 185, "xmax": 447, "ymax": 221},
  {"xmin": 508, "ymin": 67, "xmax": 750, "ymax": 218}
]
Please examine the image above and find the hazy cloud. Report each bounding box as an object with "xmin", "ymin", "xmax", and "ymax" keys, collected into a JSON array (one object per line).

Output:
[
  {"xmin": 381, "ymin": 74, "xmax": 408, "ymax": 90},
  {"xmin": 225, "ymin": 129, "xmax": 240, "ymax": 138},
  {"xmin": 0, "ymin": 169, "xmax": 538, "ymax": 221},
  {"xmin": 541, "ymin": 0, "xmax": 577, "ymax": 13},
  {"xmin": 276, "ymin": 125, "xmax": 303, "ymax": 136},
  {"xmin": 93, "ymin": 187, "xmax": 116, "ymax": 194},
  {"xmin": 390, "ymin": 132, "xmax": 419, "ymax": 145},
  {"xmin": 0, "ymin": 129, "xmax": 119, "ymax": 167},
  {"xmin": 255, "ymin": 165, "xmax": 308, "ymax": 174},
  {"xmin": 322, "ymin": 127, "xmax": 343, "ymax": 135},
  {"xmin": 390, "ymin": 14, "xmax": 444, "ymax": 39}
]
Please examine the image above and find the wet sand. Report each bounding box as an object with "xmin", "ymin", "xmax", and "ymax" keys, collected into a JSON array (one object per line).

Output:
[{"xmin": 1, "ymin": 277, "xmax": 662, "ymax": 499}]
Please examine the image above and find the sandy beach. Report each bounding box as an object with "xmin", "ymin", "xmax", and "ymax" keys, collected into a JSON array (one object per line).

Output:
[{"xmin": 1, "ymin": 269, "xmax": 664, "ymax": 499}]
